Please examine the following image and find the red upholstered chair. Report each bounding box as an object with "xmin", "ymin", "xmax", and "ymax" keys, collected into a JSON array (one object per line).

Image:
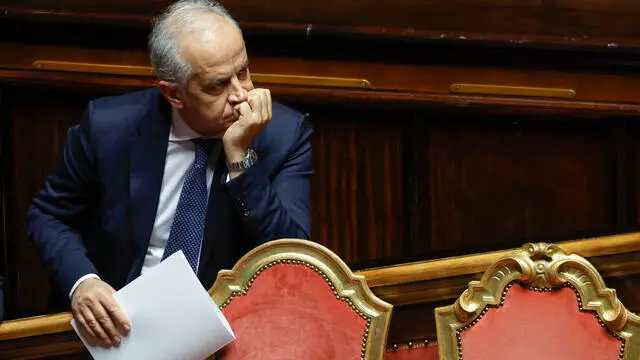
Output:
[
  {"xmin": 385, "ymin": 340, "xmax": 439, "ymax": 360},
  {"xmin": 434, "ymin": 243, "xmax": 640, "ymax": 360},
  {"xmin": 209, "ymin": 239, "xmax": 393, "ymax": 360}
]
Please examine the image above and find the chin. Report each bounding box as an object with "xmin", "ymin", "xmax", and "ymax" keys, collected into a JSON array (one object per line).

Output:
[
  {"xmin": 206, "ymin": 130, "xmax": 225, "ymax": 139},
  {"xmin": 214, "ymin": 123, "xmax": 233, "ymax": 137},
  {"xmin": 200, "ymin": 125, "xmax": 225, "ymax": 138}
]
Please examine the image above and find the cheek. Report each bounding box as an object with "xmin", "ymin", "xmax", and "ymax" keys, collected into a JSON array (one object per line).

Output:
[
  {"xmin": 210, "ymin": 96, "xmax": 234, "ymax": 117},
  {"xmin": 198, "ymin": 94, "xmax": 224, "ymax": 111}
]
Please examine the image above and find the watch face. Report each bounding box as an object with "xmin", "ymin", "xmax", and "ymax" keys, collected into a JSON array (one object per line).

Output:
[
  {"xmin": 227, "ymin": 148, "xmax": 258, "ymax": 171},
  {"xmin": 250, "ymin": 148, "xmax": 257, "ymax": 161},
  {"xmin": 245, "ymin": 148, "xmax": 258, "ymax": 167}
]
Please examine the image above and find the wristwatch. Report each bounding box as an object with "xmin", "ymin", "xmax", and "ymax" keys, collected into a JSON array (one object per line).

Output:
[{"xmin": 226, "ymin": 148, "xmax": 258, "ymax": 171}]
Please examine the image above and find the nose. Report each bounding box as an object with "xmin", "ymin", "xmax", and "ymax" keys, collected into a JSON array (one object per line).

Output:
[{"xmin": 228, "ymin": 76, "xmax": 248, "ymax": 105}]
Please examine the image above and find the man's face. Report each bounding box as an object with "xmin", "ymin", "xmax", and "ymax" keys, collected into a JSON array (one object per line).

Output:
[{"xmin": 165, "ymin": 16, "xmax": 255, "ymax": 138}]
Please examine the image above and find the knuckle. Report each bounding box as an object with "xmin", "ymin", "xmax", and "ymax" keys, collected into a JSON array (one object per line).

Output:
[{"xmin": 82, "ymin": 298, "xmax": 96, "ymax": 308}]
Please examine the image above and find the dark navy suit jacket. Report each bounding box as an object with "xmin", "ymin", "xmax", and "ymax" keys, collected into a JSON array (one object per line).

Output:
[{"xmin": 26, "ymin": 88, "xmax": 312, "ymax": 307}]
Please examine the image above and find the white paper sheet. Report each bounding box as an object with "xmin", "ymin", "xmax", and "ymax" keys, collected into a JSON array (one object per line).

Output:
[{"xmin": 71, "ymin": 251, "xmax": 235, "ymax": 360}]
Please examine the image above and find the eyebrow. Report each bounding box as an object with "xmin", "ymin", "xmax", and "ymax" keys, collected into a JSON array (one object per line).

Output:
[
  {"xmin": 205, "ymin": 76, "xmax": 227, "ymax": 85},
  {"xmin": 202, "ymin": 73, "xmax": 230, "ymax": 87},
  {"xmin": 203, "ymin": 59, "xmax": 250, "ymax": 85}
]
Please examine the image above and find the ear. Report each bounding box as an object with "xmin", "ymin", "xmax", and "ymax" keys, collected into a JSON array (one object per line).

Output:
[{"xmin": 158, "ymin": 81, "xmax": 184, "ymax": 108}]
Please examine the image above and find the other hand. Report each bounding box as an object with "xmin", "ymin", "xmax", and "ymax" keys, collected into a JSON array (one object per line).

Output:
[
  {"xmin": 71, "ymin": 278, "xmax": 130, "ymax": 347},
  {"xmin": 222, "ymin": 88, "xmax": 272, "ymax": 165}
]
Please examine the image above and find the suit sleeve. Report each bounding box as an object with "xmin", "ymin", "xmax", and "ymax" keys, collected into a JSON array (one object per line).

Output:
[
  {"xmin": 225, "ymin": 114, "xmax": 312, "ymax": 243},
  {"xmin": 26, "ymin": 105, "xmax": 99, "ymax": 297}
]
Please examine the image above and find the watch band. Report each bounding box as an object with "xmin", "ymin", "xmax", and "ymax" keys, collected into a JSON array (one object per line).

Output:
[{"xmin": 226, "ymin": 148, "xmax": 258, "ymax": 171}]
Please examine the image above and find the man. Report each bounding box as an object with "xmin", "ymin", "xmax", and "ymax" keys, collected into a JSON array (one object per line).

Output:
[{"xmin": 26, "ymin": 0, "xmax": 311, "ymax": 348}]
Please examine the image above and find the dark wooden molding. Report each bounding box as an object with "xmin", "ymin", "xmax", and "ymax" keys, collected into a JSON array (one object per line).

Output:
[
  {"xmin": 449, "ymin": 83, "xmax": 576, "ymax": 99},
  {"xmin": 360, "ymin": 232, "xmax": 640, "ymax": 287},
  {"xmin": 0, "ymin": 330, "xmax": 84, "ymax": 360},
  {"xmin": 5, "ymin": 5, "xmax": 640, "ymax": 52},
  {"xmin": 3, "ymin": 69, "xmax": 640, "ymax": 116}
]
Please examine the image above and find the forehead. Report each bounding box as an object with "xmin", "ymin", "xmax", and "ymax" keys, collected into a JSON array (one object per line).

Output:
[{"xmin": 178, "ymin": 14, "xmax": 247, "ymax": 79}]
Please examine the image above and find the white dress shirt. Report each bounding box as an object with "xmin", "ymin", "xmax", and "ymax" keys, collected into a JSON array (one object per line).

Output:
[{"xmin": 69, "ymin": 109, "xmax": 223, "ymax": 297}]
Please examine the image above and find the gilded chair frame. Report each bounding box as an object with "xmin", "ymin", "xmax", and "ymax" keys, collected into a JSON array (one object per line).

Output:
[
  {"xmin": 208, "ymin": 238, "xmax": 393, "ymax": 360},
  {"xmin": 434, "ymin": 242, "xmax": 640, "ymax": 360}
]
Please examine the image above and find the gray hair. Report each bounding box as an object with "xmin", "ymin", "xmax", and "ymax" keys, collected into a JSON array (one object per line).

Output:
[{"xmin": 149, "ymin": 0, "xmax": 241, "ymax": 88}]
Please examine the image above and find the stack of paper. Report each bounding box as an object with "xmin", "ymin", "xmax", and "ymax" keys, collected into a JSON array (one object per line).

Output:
[{"xmin": 71, "ymin": 251, "xmax": 235, "ymax": 360}]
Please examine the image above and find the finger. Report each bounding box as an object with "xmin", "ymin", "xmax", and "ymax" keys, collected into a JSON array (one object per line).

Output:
[
  {"xmin": 238, "ymin": 102, "xmax": 252, "ymax": 118},
  {"xmin": 249, "ymin": 92, "xmax": 263, "ymax": 121},
  {"xmin": 75, "ymin": 311, "xmax": 97, "ymax": 339},
  {"xmin": 82, "ymin": 306, "xmax": 112, "ymax": 346},
  {"xmin": 260, "ymin": 90, "xmax": 270, "ymax": 121},
  {"xmin": 102, "ymin": 296, "xmax": 130, "ymax": 334},
  {"xmin": 91, "ymin": 295, "xmax": 120, "ymax": 344},
  {"xmin": 265, "ymin": 89, "xmax": 272, "ymax": 120},
  {"xmin": 247, "ymin": 93, "xmax": 256, "ymax": 110},
  {"xmin": 92, "ymin": 300, "xmax": 121, "ymax": 345}
]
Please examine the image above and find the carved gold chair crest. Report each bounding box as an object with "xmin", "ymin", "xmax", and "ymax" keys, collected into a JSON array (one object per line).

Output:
[
  {"xmin": 208, "ymin": 239, "xmax": 393, "ymax": 360},
  {"xmin": 435, "ymin": 243, "xmax": 640, "ymax": 360}
]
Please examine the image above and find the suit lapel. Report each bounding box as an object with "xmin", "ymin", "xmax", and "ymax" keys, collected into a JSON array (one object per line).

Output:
[{"xmin": 129, "ymin": 93, "xmax": 171, "ymax": 254}]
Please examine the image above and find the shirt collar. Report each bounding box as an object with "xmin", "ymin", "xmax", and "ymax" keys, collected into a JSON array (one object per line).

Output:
[{"xmin": 169, "ymin": 108, "xmax": 205, "ymax": 141}]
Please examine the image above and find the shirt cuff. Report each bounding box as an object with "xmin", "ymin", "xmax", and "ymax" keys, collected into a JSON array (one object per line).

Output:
[{"xmin": 69, "ymin": 273, "xmax": 101, "ymax": 299}]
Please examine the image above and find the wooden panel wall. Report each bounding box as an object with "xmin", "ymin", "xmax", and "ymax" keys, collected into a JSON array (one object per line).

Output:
[
  {"xmin": 2, "ymin": 86, "xmax": 636, "ymax": 319},
  {"xmin": 310, "ymin": 109, "xmax": 408, "ymax": 265},
  {"xmin": 425, "ymin": 117, "xmax": 615, "ymax": 254},
  {"xmin": 2, "ymin": 88, "xmax": 100, "ymax": 317},
  {"xmin": 0, "ymin": 88, "xmax": 6, "ymax": 289},
  {"xmin": 1, "ymin": 0, "xmax": 640, "ymax": 324}
]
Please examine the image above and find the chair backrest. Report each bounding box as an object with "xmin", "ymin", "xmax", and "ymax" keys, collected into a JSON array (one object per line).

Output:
[
  {"xmin": 209, "ymin": 239, "xmax": 393, "ymax": 360},
  {"xmin": 434, "ymin": 242, "xmax": 640, "ymax": 360}
]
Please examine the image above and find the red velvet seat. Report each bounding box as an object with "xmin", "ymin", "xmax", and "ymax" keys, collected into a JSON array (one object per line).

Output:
[
  {"xmin": 435, "ymin": 243, "xmax": 640, "ymax": 360},
  {"xmin": 209, "ymin": 239, "xmax": 393, "ymax": 360}
]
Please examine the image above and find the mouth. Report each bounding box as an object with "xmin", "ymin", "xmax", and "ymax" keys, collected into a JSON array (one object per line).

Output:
[{"xmin": 221, "ymin": 115, "xmax": 238, "ymax": 127}]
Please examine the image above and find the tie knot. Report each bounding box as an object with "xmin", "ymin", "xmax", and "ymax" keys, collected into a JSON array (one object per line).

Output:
[{"xmin": 192, "ymin": 138, "xmax": 217, "ymax": 166}]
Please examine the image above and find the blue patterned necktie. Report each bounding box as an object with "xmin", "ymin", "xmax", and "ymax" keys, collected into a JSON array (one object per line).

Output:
[{"xmin": 162, "ymin": 138, "xmax": 217, "ymax": 272}]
